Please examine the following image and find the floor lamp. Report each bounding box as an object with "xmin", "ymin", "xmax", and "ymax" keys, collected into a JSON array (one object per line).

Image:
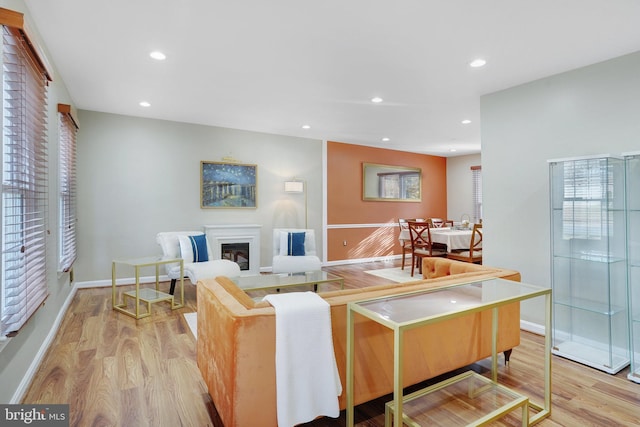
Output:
[{"xmin": 284, "ymin": 180, "xmax": 307, "ymax": 228}]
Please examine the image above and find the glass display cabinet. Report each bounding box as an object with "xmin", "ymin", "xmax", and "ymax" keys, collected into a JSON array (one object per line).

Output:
[
  {"xmin": 549, "ymin": 155, "xmax": 629, "ymax": 374},
  {"xmin": 625, "ymin": 152, "xmax": 640, "ymax": 383}
]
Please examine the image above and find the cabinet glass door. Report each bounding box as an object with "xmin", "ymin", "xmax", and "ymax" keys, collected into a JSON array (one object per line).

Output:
[{"xmin": 625, "ymin": 153, "xmax": 640, "ymax": 383}]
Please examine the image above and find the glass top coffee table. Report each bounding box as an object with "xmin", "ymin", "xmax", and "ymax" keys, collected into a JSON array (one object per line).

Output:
[{"xmin": 230, "ymin": 271, "xmax": 344, "ymax": 293}]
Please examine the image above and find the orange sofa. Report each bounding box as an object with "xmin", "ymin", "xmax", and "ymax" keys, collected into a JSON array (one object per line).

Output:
[{"xmin": 196, "ymin": 258, "xmax": 522, "ymax": 427}]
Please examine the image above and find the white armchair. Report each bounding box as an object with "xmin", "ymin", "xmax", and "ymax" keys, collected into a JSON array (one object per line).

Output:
[
  {"xmin": 272, "ymin": 228, "xmax": 322, "ymax": 273},
  {"xmin": 156, "ymin": 231, "xmax": 241, "ymax": 293}
]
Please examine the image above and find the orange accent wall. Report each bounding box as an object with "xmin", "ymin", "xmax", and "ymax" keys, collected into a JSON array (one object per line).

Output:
[{"xmin": 327, "ymin": 141, "xmax": 447, "ymax": 261}]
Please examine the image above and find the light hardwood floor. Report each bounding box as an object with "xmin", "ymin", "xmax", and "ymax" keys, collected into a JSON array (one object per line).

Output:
[{"xmin": 22, "ymin": 261, "xmax": 640, "ymax": 426}]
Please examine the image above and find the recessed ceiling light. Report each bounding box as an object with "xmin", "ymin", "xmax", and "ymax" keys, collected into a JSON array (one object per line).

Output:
[
  {"xmin": 469, "ymin": 58, "xmax": 486, "ymax": 68},
  {"xmin": 149, "ymin": 51, "xmax": 166, "ymax": 60},
  {"xmin": 450, "ymin": 148, "xmax": 457, "ymax": 152},
  {"xmin": 371, "ymin": 97, "xmax": 383, "ymax": 103},
  {"xmin": 301, "ymin": 124, "xmax": 311, "ymax": 129},
  {"xmin": 139, "ymin": 101, "xmax": 151, "ymax": 107},
  {"xmin": 461, "ymin": 119, "xmax": 471, "ymax": 124},
  {"xmin": 381, "ymin": 137, "xmax": 390, "ymax": 142}
]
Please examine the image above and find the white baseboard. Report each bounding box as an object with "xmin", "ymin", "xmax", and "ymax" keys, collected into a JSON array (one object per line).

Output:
[
  {"xmin": 0, "ymin": 335, "xmax": 11, "ymax": 353},
  {"xmin": 11, "ymin": 284, "xmax": 78, "ymax": 403},
  {"xmin": 323, "ymin": 254, "xmax": 402, "ymax": 267},
  {"xmin": 75, "ymin": 274, "xmax": 172, "ymax": 289},
  {"xmin": 520, "ymin": 319, "xmax": 546, "ymax": 336}
]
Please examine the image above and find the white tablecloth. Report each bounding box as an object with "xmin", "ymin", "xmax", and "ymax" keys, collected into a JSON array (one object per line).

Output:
[
  {"xmin": 399, "ymin": 227, "xmax": 478, "ymax": 253},
  {"xmin": 430, "ymin": 228, "xmax": 477, "ymax": 252}
]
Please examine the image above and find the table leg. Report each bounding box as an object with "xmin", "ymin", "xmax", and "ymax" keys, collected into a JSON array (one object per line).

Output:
[
  {"xmin": 392, "ymin": 330, "xmax": 403, "ymax": 427},
  {"xmin": 173, "ymin": 262, "xmax": 185, "ymax": 309},
  {"xmin": 346, "ymin": 308, "xmax": 355, "ymax": 427},
  {"xmin": 135, "ymin": 266, "xmax": 141, "ymax": 318},
  {"xmin": 492, "ymin": 307, "xmax": 498, "ymax": 383}
]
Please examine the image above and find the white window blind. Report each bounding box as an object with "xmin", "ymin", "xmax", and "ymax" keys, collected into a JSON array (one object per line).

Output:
[
  {"xmin": 1, "ymin": 19, "xmax": 51, "ymax": 336},
  {"xmin": 471, "ymin": 166, "xmax": 482, "ymax": 222},
  {"xmin": 58, "ymin": 104, "xmax": 77, "ymax": 272}
]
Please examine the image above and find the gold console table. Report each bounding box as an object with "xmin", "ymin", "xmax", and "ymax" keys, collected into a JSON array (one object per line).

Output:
[
  {"xmin": 112, "ymin": 256, "xmax": 184, "ymax": 319},
  {"xmin": 346, "ymin": 278, "xmax": 552, "ymax": 426}
]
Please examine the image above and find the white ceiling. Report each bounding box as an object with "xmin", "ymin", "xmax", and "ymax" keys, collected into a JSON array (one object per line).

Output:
[{"xmin": 23, "ymin": 0, "xmax": 640, "ymax": 157}]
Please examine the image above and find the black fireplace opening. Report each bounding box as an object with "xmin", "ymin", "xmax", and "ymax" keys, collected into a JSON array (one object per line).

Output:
[{"xmin": 221, "ymin": 242, "xmax": 249, "ymax": 271}]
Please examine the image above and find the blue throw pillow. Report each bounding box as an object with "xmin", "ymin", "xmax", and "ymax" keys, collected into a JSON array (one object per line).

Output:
[
  {"xmin": 287, "ymin": 232, "xmax": 306, "ymax": 256},
  {"xmin": 189, "ymin": 234, "xmax": 209, "ymax": 262}
]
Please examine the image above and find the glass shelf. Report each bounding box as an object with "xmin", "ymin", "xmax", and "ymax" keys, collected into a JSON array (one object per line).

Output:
[
  {"xmin": 384, "ymin": 371, "xmax": 529, "ymax": 426},
  {"xmin": 123, "ymin": 288, "xmax": 173, "ymax": 303},
  {"xmin": 552, "ymin": 297, "xmax": 627, "ymax": 316},
  {"xmin": 552, "ymin": 252, "xmax": 626, "ymax": 263}
]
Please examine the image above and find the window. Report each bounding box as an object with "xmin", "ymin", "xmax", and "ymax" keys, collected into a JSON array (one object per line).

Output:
[
  {"xmin": 378, "ymin": 171, "xmax": 420, "ymax": 199},
  {"xmin": 1, "ymin": 9, "xmax": 52, "ymax": 336},
  {"xmin": 471, "ymin": 166, "xmax": 482, "ymax": 222},
  {"xmin": 58, "ymin": 105, "xmax": 77, "ymax": 272}
]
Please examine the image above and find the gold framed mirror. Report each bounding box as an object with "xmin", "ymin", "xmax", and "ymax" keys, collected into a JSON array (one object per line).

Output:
[{"xmin": 362, "ymin": 163, "xmax": 421, "ymax": 202}]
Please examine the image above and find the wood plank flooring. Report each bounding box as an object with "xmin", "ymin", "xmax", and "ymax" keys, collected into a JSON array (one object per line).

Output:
[{"xmin": 22, "ymin": 260, "xmax": 640, "ymax": 426}]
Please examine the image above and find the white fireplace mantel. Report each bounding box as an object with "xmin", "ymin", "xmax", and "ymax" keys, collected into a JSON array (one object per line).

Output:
[{"xmin": 204, "ymin": 224, "xmax": 262, "ymax": 275}]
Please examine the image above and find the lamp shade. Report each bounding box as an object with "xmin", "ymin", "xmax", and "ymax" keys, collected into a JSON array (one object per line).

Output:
[{"xmin": 284, "ymin": 181, "xmax": 304, "ymax": 193}]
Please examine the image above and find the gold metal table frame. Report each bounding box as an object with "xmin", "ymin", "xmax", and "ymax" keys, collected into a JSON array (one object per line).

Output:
[
  {"xmin": 346, "ymin": 278, "xmax": 552, "ymax": 427},
  {"xmin": 112, "ymin": 256, "xmax": 184, "ymax": 319}
]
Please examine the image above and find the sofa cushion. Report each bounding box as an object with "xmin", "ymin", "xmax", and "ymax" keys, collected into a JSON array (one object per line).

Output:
[
  {"xmin": 274, "ymin": 229, "xmax": 318, "ymax": 257},
  {"xmin": 279, "ymin": 231, "xmax": 306, "ymax": 256},
  {"xmin": 179, "ymin": 234, "xmax": 209, "ymax": 263}
]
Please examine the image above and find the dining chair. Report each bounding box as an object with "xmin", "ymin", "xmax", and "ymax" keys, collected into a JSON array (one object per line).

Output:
[
  {"xmin": 425, "ymin": 219, "xmax": 451, "ymax": 252},
  {"xmin": 398, "ymin": 218, "xmax": 424, "ymax": 270},
  {"xmin": 407, "ymin": 220, "xmax": 447, "ymax": 276},
  {"xmin": 447, "ymin": 223, "xmax": 483, "ymax": 264},
  {"xmin": 430, "ymin": 218, "xmax": 454, "ymax": 228}
]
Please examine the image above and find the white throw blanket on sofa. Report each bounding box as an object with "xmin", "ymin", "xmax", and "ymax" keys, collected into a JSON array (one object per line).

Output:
[{"xmin": 263, "ymin": 291, "xmax": 342, "ymax": 427}]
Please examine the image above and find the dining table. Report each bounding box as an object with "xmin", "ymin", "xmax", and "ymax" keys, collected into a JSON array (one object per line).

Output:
[{"xmin": 399, "ymin": 226, "xmax": 479, "ymax": 253}]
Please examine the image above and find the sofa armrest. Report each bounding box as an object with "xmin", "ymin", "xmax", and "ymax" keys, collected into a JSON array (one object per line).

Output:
[
  {"xmin": 197, "ymin": 278, "xmax": 277, "ymax": 427},
  {"xmin": 212, "ymin": 276, "xmax": 258, "ymax": 309},
  {"xmin": 272, "ymin": 255, "xmax": 322, "ymax": 273}
]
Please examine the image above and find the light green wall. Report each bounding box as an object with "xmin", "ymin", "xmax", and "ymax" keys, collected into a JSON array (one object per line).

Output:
[
  {"xmin": 75, "ymin": 111, "xmax": 323, "ymax": 283},
  {"xmin": 481, "ymin": 51, "xmax": 640, "ymax": 326},
  {"xmin": 447, "ymin": 153, "xmax": 481, "ymax": 223}
]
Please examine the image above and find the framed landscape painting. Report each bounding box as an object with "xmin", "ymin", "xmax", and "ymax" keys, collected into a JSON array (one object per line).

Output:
[{"xmin": 200, "ymin": 161, "xmax": 257, "ymax": 208}]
